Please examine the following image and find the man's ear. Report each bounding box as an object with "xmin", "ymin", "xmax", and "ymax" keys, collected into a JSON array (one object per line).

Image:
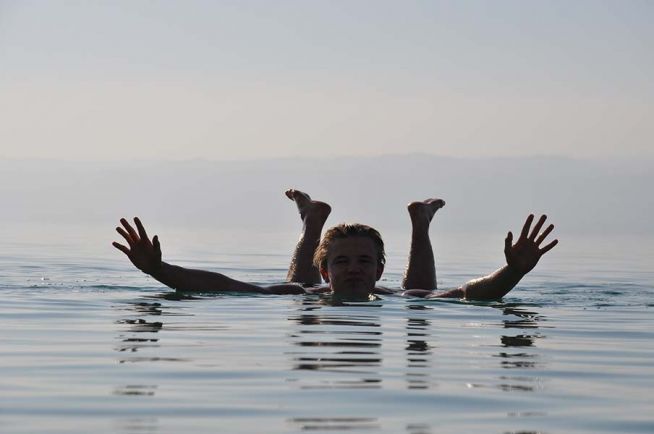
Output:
[
  {"xmin": 320, "ymin": 267, "xmax": 330, "ymax": 283},
  {"xmin": 376, "ymin": 264, "xmax": 384, "ymax": 281}
]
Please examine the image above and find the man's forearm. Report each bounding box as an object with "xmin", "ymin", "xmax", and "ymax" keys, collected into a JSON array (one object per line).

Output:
[
  {"xmin": 149, "ymin": 262, "xmax": 265, "ymax": 293},
  {"xmin": 462, "ymin": 265, "xmax": 525, "ymax": 300}
]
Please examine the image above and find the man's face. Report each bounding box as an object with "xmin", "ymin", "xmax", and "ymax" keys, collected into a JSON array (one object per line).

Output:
[{"xmin": 320, "ymin": 236, "xmax": 384, "ymax": 298}]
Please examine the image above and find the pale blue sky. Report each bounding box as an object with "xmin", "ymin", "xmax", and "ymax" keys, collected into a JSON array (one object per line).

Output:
[{"xmin": 1, "ymin": 0, "xmax": 652, "ymax": 160}]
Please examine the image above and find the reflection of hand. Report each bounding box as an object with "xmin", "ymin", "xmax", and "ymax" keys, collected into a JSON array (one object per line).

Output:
[
  {"xmin": 113, "ymin": 217, "xmax": 162, "ymax": 275},
  {"xmin": 505, "ymin": 214, "xmax": 558, "ymax": 275}
]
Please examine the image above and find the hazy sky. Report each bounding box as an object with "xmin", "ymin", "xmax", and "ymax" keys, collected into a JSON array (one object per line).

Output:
[{"xmin": 1, "ymin": 0, "xmax": 652, "ymax": 161}]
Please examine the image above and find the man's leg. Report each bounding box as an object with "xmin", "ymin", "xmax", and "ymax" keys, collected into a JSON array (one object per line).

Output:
[
  {"xmin": 285, "ymin": 189, "xmax": 331, "ymax": 285},
  {"xmin": 402, "ymin": 198, "xmax": 445, "ymax": 290}
]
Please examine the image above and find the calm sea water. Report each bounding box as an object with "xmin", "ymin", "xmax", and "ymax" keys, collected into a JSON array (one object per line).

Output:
[{"xmin": 1, "ymin": 223, "xmax": 652, "ymax": 434}]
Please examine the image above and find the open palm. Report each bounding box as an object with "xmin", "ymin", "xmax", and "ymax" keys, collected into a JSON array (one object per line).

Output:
[
  {"xmin": 505, "ymin": 214, "xmax": 558, "ymax": 275},
  {"xmin": 112, "ymin": 217, "xmax": 162, "ymax": 275}
]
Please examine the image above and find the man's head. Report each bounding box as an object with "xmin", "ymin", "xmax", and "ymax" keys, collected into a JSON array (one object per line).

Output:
[{"xmin": 313, "ymin": 223, "xmax": 386, "ymax": 298}]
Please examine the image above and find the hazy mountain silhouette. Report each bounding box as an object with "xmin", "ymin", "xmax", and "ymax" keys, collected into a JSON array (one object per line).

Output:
[{"xmin": 1, "ymin": 154, "xmax": 651, "ymax": 237}]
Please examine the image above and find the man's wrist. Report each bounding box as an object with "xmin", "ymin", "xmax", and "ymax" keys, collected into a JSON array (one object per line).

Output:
[
  {"xmin": 505, "ymin": 263, "xmax": 527, "ymax": 277},
  {"xmin": 146, "ymin": 261, "xmax": 164, "ymax": 278}
]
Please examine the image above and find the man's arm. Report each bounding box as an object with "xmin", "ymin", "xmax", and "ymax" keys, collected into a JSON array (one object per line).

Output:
[
  {"xmin": 113, "ymin": 217, "xmax": 304, "ymax": 294},
  {"xmin": 456, "ymin": 214, "xmax": 557, "ymax": 300},
  {"xmin": 404, "ymin": 214, "xmax": 558, "ymax": 300}
]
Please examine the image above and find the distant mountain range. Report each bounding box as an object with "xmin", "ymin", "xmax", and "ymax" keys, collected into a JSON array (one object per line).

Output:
[{"xmin": 1, "ymin": 154, "xmax": 652, "ymax": 236}]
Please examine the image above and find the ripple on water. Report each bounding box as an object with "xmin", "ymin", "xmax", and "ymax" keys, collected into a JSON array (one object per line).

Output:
[{"xmin": 1, "ymin": 241, "xmax": 653, "ymax": 433}]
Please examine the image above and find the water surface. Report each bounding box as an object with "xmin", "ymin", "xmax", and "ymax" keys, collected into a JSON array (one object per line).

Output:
[{"xmin": 1, "ymin": 226, "xmax": 652, "ymax": 433}]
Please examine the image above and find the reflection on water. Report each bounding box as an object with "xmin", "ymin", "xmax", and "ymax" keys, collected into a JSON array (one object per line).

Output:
[
  {"xmin": 111, "ymin": 294, "xmax": 445, "ymax": 432},
  {"xmin": 497, "ymin": 306, "xmax": 543, "ymax": 378},
  {"xmin": 109, "ymin": 293, "xmax": 554, "ymax": 429},
  {"xmin": 405, "ymin": 304, "xmax": 435, "ymax": 390},
  {"xmin": 467, "ymin": 304, "xmax": 546, "ymax": 394},
  {"xmin": 115, "ymin": 417, "xmax": 159, "ymax": 434},
  {"xmin": 115, "ymin": 301, "xmax": 164, "ymax": 359},
  {"xmin": 286, "ymin": 298, "xmax": 445, "ymax": 432},
  {"xmin": 2, "ymin": 226, "xmax": 653, "ymax": 434},
  {"xmin": 288, "ymin": 417, "xmax": 380, "ymax": 431},
  {"xmin": 406, "ymin": 424, "xmax": 432, "ymax": 434},
  {"xmin": 287, "ymin": 298, "xmax": 383, "ymax": 389},
  {"xmin": 113, "ymin": 385, "xmax": 157, "ymax": 396},
  {"xmin": 116, "ymin": 337, "xmax": 159, "ymax": 353},
  {"xmin": 130, "ymin": 301, "xmax": 164, "ymax": 315},
  {"xmin": 116, "ymin": 318, "xmax": 164, "ymax": 333},
  {"xmin": 113, "ymin": 298, "xmax": 170, "ymax": 396},
  {"xmin": 104, "ymin": 293, "xmax": 609, "ymax": 433}
]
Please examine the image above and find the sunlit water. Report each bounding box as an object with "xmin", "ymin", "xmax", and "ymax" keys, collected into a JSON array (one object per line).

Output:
[{"xmin": 1, "ymin": 224, "xmax": 652, "ymax": 434}]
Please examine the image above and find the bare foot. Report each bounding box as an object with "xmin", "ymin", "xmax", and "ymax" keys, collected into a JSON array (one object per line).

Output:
[
  {"xmin": 408, "ymin": 198, "xmax": 445, "ymax": 227},
  {"xmin": 285, "ymin": 189, "xmax": 331, "ymax": 224}
]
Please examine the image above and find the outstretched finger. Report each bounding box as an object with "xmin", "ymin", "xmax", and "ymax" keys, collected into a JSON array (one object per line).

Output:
[
  {"xmin": 120, "ymin": 218, "xmax": 139, "ymax": 242},
  {"xmin": 504, "ymin": 231, "xmax": 513, "ymax": 254},
  {"xmin": 112, "ymin": 241, "xmax": 130, "ymax": 255},
  {"xmin": 153, "ymin": 235, "xmax": 161, "ymax": 254},
  {"xmin": 536, "ymin": 224, "xmax": 554, "ymax": 245},
  {"xmin": 540, "ymin": 239, "xmax": 559, "ymax": 255},
  {"xmin": 529, "ymin": 215, "xmax": 547, "ymax": 241},
  {"xmin": 134, "ymin": 217, "xmax": 149, "ymax": 242},
  {"xmin": 116, "ymin": 226, "xmax": 135, "ymax": 247},
  {"xmin": 520, "ymin": 214, "xmax": 534, "ymax": 240}
]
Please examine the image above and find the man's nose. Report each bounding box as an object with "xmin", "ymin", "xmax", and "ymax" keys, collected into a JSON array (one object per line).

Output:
[{"xmin": 347, "ymin": 262, "xmax": 362, "ymax": 272}]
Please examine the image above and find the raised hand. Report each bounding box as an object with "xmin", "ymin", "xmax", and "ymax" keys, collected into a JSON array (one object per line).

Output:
[
  {"xmin": 112, "ymin": 217, "xmax": 162, "ymax": 275},
  {"xmin": 504, "ymin": 214, "xmax": 558, "ymax": 275}
]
